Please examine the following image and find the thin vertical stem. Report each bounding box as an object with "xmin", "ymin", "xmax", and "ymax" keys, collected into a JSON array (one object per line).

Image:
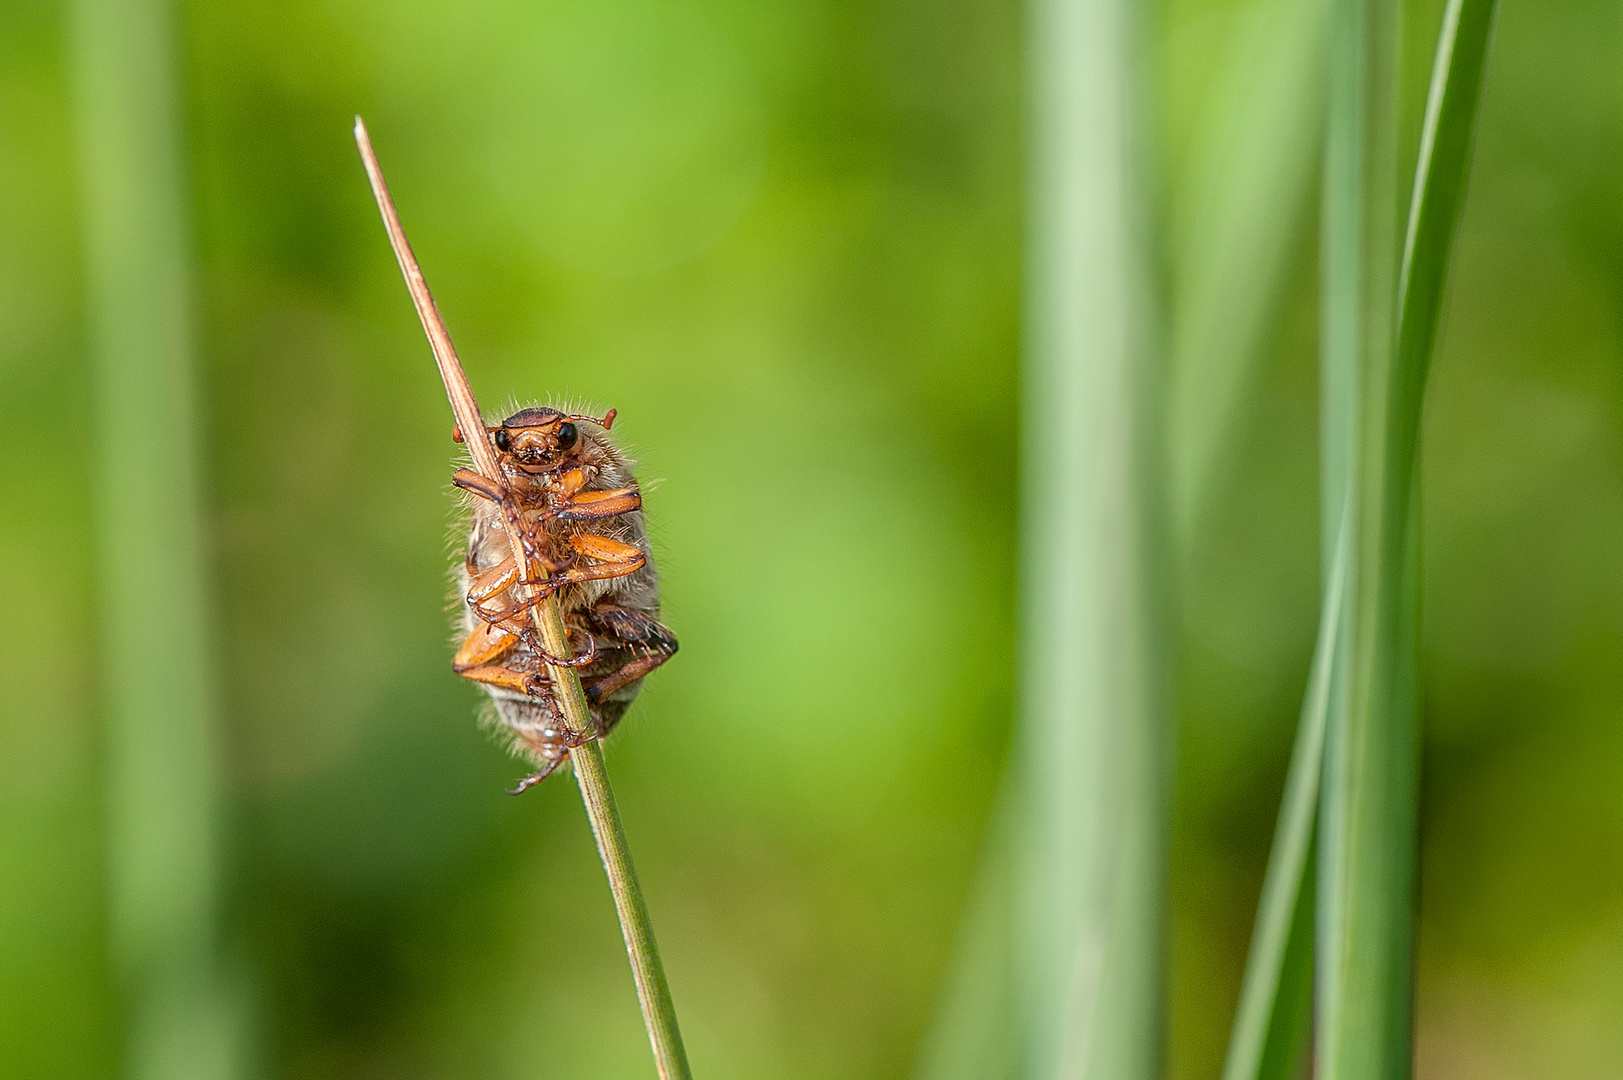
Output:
[
  {"xmin": 1317, "ymin": 0, "xmax": 1407, "ymax": 1074},
  {"xmin": 1317, "ymin": 0, "xmax": 1500, "ymax": 1073},
  {"xmin": 1219, "ymin": 520, "xmax": 1346, "ymax": 1080},
  {"xmin": 1021, "ymin": 0, "xmax": 1164, "ymax": 1077},
  {"xmin": 1224, "ymin": 3, "xmax": 1498, "ymax": 1077},
  {"xmin": 67, "ymin": 0, "xmax": 247, "ymax": 1076},
  {"xmin": 355, "ymin": 119, "xmax": 691, "ymax": 1080},
  {"xmin": 925, "ymin": 5, "xmax": 1323, "ymax": 1073}
]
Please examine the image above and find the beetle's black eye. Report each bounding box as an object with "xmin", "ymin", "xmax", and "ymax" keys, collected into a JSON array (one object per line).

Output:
[
  {"xmin": 556, "ymin": 422, "xmax": 578, "ymax": 450},
  {"xmin": 493, "ymin": 428, "xmax": 511, "ymax": 452}
]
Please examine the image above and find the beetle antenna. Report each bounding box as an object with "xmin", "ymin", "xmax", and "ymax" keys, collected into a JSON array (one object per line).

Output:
[{"xmin": 562, "ymin": 407, "xmax": 616, "ymax": 431}]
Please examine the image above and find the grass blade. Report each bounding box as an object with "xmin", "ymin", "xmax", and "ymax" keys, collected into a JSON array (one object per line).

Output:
[
  {"xmin": 1317, "ymin": 2, "xmax": 1496, "ymax": 1078},
  {"xmin": 1220, "ymin": 524, "xmax": 1346, "ymax": 1080},
  {"xmin": 67, "ymin": 0, "xmax": 248, "ymax": 1076},
  {"xmin": 1396, "ymin": 0, "xmax": 1500, "ymax": 401},
  {"xmin": 910, "ymin": 784, "xmax": 1018, "ymax": 1080},
  {"xmin": 1169, "ymin": 0, "xmax": 1326, "ymax": 545},
  {"xmin": 923, "ymin": 6, "xmax": 1324, "ymax": 1073},
  {"xmin": 1173, "ymin": 15, "xmax": 1333, "ymax": 1059},
  {"xmin": 1020, "ymin": 0, "xmax": 1165, "ymax": 1076},
  {"xmin": 1315, "ymin": 0, "xmax": 1401, "ymax": 1068}
]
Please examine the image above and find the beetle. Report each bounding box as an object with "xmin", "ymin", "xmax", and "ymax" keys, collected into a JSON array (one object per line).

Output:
[{"xmin": 449, "ymin": 404, "xmax": 677, "ymax": 793}]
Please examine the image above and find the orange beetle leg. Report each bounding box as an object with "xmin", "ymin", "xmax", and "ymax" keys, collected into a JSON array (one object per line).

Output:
[
  {"xmin": 453, "ymin": 620, "xmax": 520, "ymax": 672},
  {"xmin": 466, "ymin": 555, "xmax": 518, "ymax": 606},
  {"xmin": 557, "ymin": 486, "xmax": 641, "ymax": 522},
  {"xmin": 569, "ymin": 532, "xmax": 644, "ymax": 565},
  {"xmin": 552, "ymin": 468, "xmax": 590, "ymax": 498},
  {"xmin": 456, "ymin": 662, "xmax": 546, "ymax": 697},
  {"xmin": 451, "ymin": 467, "xmax": 506, "ymax": 503},
  {"xmin": 532, "ymin": 533, "xmax": 646, "ymax": 588}
]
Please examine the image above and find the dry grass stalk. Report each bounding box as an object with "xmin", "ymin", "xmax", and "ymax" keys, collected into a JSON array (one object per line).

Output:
[{"xmin": 354, "ymin": 117, "xmax": 692, "ymax": 1080}]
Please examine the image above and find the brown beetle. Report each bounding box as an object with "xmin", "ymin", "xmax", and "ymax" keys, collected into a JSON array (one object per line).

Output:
[{"xmin": 450, "ymin": 403, "xmax": 677, "ymax": 793}]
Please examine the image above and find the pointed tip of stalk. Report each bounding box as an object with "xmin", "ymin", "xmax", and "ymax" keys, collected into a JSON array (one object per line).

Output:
[{"xmin": 352, "ymin": 121, "xmax": 501, "ymax": 481}]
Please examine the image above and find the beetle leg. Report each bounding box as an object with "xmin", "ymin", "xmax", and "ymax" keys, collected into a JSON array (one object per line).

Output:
[
  {"xmin": 494, "ymin": 605, "xmax": 676, "ymax": 795},
  {"xmin": 467, "ymin": 589, "xmax": 570, "ymax": 652},
  {"xmin": 456, "ymin": 662, "xmax": 548, "ymax": 697},
  {"xmin": 507, "ymin": 715, "xmax": 601, "ymax": 794},
  {"xmin": 465, "ymin": 566, "xmax": 603, "ymax": 671},
  {"xmin": 537, "ymin": 468, "xmax": 637, "ymax": 522},
  {"xmin": 467, "ymin": 555, "xmax": 517, "ymax": 604},
  {"xmin": 456, "ymin": 562, "xmax": 554, "ymax": 690},
  {"xmin": 503, "ymin": 619, "xmax": 599, "ymax": 669},
  {"xmin": 586, "ymin": 647, "xmax": 676, "ymax": 703},
  {"xmin": 503, "ymin": 533, "xmax": 647, "ymax": 600},
  {"xmin": 552, "ymin": 468, "xmax": 590, "ymax": 499},
  {"xmin": 553, "ymin": 626, "xmax": 599, "ymax": 668},
  {"xmin": 466, "ymin": 556, "xmax": 559, "ymax": 638},
  {"xmin": 581, "ymin": 604, "xmax": 679, "ymax": 703},
  {"xmin": 453, "ymin": 619, "xmax": 520, "ymax": 672},
  {"xmin": 562, "ymin": 533, "xmax": 646, "ymax": 581},
  {"xmin": 451, "ymin": 467, "xmax": 505, "ymax": 503},
  {"xmin": 452, "ymin": 468, "xmax": 551, "ymax": 574},
  {"xmin": 508, "ymin": 757, "xmax": 567, "ymax": 795},
  {"xmin": 556, "ymin": 486, "xmax": 641, "ymax": 522}
]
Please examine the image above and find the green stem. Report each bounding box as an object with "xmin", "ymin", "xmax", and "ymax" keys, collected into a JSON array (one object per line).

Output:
[
  {"xmin": 1219, "ymin": 521, "xmax": 1346, "ymax": 1080},
  {"xmin": 1317, "ymin": 1, "xmax": 1495, "ymax": 1077},
  {"xmin": 1021, "ymin": 0, "xmax": 1165, "ymax": 1074},
  {"xmin": 570, "ymin": 741, "xmax": 690, "ymax": 1080},
  {"xmin": 68, "ymin": 0, "xmax": 249, "ymax": 1076},
  {"xmin": 1316, "ymin": 0, "xmax": 1409, "ymax": 1071},
  {"xmin": 1221, "ymin": 4, "xmax": 1498, "ymax": 1077},
  {"xmin": 532, "ymin": 580, "xmax": 689, "ymax": 1080}
]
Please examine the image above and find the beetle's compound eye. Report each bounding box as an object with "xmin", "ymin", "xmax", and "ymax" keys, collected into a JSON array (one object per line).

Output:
[
  {"xmin": 556, "ymin": 422, "xmax": 578, "ymax": 451},
  {"xmin": 493, "ymin": 428, "xmax": 511, "ymax": 452}
]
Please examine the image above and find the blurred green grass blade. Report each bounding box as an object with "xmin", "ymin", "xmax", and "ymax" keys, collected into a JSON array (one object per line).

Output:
[
  {"xmin": 1169, "ymin": 0, "xmax": 1326, "ymax": 546},
  {"xmin": 1220, "ymin": 525, "xmax": 1346, "ymax": 1080},
  {"xmin": 929, "ymin": 6, "xmax": 1323, "ymax": 1073},
  {"xmin": 1167, "ymin": 9, "xmax": 1335, "ymax": 1056},
  {"xmin": 1396, "ymin": 0, "xmax": 1500, "ymax": 407},
  {"xmin": 67, "ymin": 0, "xmax": 249, "ymax": 1077},
  {"xmin": 1021, "ymin": 0, "xmax": 1165, "ymax": 1076},
  {"xmin": 1316, "ymin": 0, "xmax": 1403, "ymax": 1069},
  {"xmin": 1317, "ymin": 1, "xmax": 1496, "ymax": 1078},
  {"xmin": 911, "ymin": 784, "xmax": 1018, "ymax": 1080},
  {"xmin": 1316, "ymin": 0, "xmax": 1400, "ymax": 1068}
]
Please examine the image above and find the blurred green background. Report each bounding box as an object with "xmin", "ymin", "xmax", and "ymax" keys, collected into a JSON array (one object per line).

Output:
[{"xmin": 2, "ymin": 0, "xmax": 1622, "ymax": 1077}]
